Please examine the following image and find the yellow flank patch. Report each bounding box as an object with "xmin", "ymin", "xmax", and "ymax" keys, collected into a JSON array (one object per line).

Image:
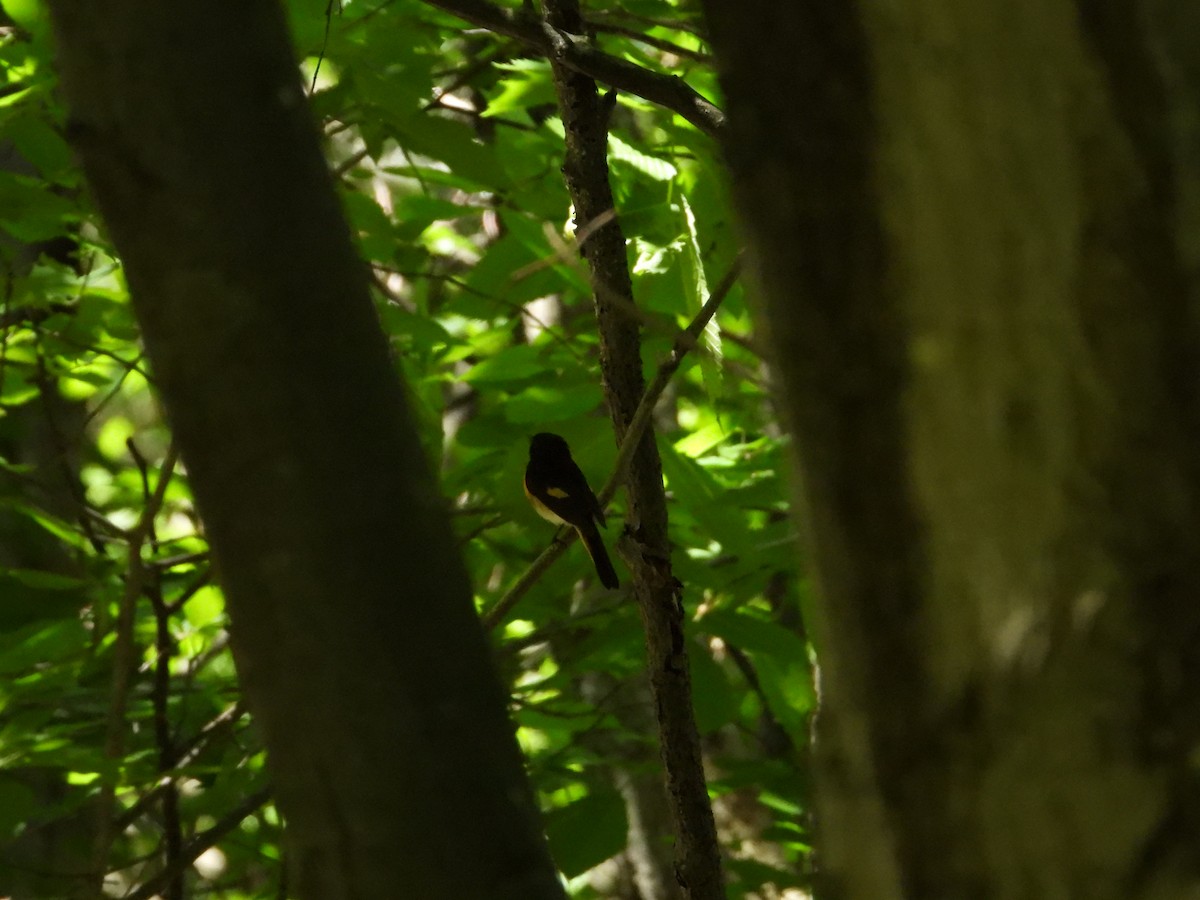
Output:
[{"xmin": 546, "ymin": 486, "xmax": 570, "ymax": 498}]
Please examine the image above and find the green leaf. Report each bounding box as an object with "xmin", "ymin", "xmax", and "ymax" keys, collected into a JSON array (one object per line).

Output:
[
  {"xmin": 503, "ymin": 382, "xmax": 603, "ymax": 424},
  {"xmin": 680, "ymin": 193, "xmax": 722, "ymax": 401},
  {"xmin": 699, "ymin": 609, "xmax": 808, "ymax": 665},
  {"xmin": 658, "ymin": 440, "xmax": 754, "ymax": 553},
  {"xmin": 398, "ymin": 115, "xmax": 505, "ymax": 188},
  {"xmin": 4, "ymin": 114, "xmax": 73, "ymax": 182},
  {"xmin": 0, "ymin": 778, "xmax": 39, "ymax": 839},
  {"xmin": 609, "ymin": 133, "xmax": 678, "ymax": 182},
  {"xmin": 0, "ymin": 618, "xmax": 89, "ymax": 676},
  {"xmin": 0, "ymin": 171, "xmax": 75, "ymax": 242},
  {"xmin": 689, "ymin": 644, "xmax": 740, "ymax": 732},
  {"xmin": 0, "ymin": 499, "xmax": 92, "ymax": 553},
  {"xmin": 4, "ymin": 569, "xmax": 87, "ymax": 590},
  {"xmin": 484, "ymin": 60, "xmax": 558, "ymax": 118},
  {"xmin": 1, "ymin": 364, "xmax": 39, "ymax": 407},
  {"xmin": 699, "ymin": 609, "xmax": 815, "ymax": 730},
  {"xmin": 341, "ymin": 190, "xmax": 397, "ymax": 263},
  {"xmin": 462, "ymin": 344, "xmax": 546, "ymax": 385},
  {"xmin": 1, "ymin": 0, "xmax": 48, "ymax": 37},
  {"xmin": 544, "ymin": 788, "xmax": 628, "ymax": 877}
]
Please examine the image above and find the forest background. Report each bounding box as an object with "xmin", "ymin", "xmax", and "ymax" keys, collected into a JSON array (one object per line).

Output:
[
  {"xmin": 3, "ymin": 1, "xmax": 1200, "ymax": 900},
  {"xmin": 0, "ymin": 1, "xmax": 807, "ymax": 897}
]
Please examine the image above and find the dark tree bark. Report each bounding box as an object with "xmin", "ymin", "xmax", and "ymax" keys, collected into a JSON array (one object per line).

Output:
[
  {"xmin": 703, "ymin": 1, "xmax": 1200, "ymax": 898},
  {"xmin": 541, "ymin": 0, "xmax": 724, "ymax": 896},
  {"xmin": 46, "ymin": 3, "xmax": 563, "ymax": 898}
]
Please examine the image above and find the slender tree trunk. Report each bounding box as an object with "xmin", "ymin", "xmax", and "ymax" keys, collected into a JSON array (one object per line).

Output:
[
  {"xmin": 541, "ymin": 0, "xmax": 725, "ymax": 894},
  {"xmin": 703, "ymin": 1, "xmax": 1200, "ymax": 897},
  {"xmin": 47, "ymin": 3, "xmax": 563, "ymax": 897}
]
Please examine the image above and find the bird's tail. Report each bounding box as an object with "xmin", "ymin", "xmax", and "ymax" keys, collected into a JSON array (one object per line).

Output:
[{"xmin": 577, "ymin": 521, "xmax": 619, "ymax": 590}]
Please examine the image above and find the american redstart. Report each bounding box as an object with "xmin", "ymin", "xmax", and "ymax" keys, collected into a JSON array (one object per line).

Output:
[{"xmin": 524, "ymin": 432, "xmax": 619, "ymax": 590}]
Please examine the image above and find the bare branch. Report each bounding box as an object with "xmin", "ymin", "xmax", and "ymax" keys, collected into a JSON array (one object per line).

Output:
[
  {"xmin": 418, "ymin": 0, "xmax": 725, "ymax": 138},
  {"xmin": 124, "ymin": 786, "xmax": 273, "ymax": 900},
  {"xmin": 88, "ymin": 442, "xmax": 178, "ymax": 898}
]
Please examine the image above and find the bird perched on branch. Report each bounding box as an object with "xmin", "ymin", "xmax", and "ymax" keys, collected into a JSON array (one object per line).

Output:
[{"xmin": 524, "ymin": 432, "xmax": 619, "ymax": 589}]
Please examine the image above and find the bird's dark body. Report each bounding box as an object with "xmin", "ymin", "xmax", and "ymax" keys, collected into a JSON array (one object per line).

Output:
[{"xmin": 524, "ymin": 433, "xmax": 619, "ymax": 589}]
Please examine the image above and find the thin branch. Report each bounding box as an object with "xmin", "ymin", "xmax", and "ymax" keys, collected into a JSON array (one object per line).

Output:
[
  {"xmin": 596, "ymin": 255, "xmax": 741, "ymax": 508},
  {"xmin": 88, "ymin": 442, "xmax": 179, "ymax": 898},
  {"xmin": 418, "ymin": 0, "xmax": 725, "ymax": 138},
  {"xmin": 541, "ymin": 0, "xmax": 726, "ymax": 890},
  {"xmin": 482, "ymin": 532, "xmax": 573, "ymax": 630},
  {"xmin": 163, "ymin": 566, "xmax": 213, "ymax": 616},
  {"xmin": 380, "ymin": 265, "xmax": 591, "ymax": 366},
  {"xmin": 309, "ymin": 0, "xmax": 340, "ymax": 94},
  {"xmin": 124, "ymin": 786, "xmax": 273, "ymax": 900},
  {"xmin": 0, "ymin": 299, "xmax": 76, "ymax": 329},
  {"xmin": 147, "ymin": 576, "xmax": 184, "ymax": 900},
  {"xmin": 151, "ymin": 549, "xmax": 209, "ymax": 571},
  {"xmin": 723, "ymin": 643, "xmax": 796, "ymax": 757},
  {"xmin": 113, "ymin": 703, "xmax": 248, "ymax": 834},
  {"xmin": 134, "ymin": 431, "xmax": 185, "ymax": 899},
  {"xmin": 592, "ymin": 8, "xmax": 708, "ymax": 40},
  {"xmin": 456, "ymin": 512, "xmax": 506, "ymax": 547},
  {"xmin": 591, "ymin": 22, "xmax": 712, "ymax": 64},
  {"xmin": 482, "ymin": 256, "xmax": 740, "ymax": 630},
  {"xmin": 333, "ymin": 145, "xmax": 370, "ymax": 177},
  {"xmin": 422, "ymin": 43, "xmax": 513, "ymax": 112}
]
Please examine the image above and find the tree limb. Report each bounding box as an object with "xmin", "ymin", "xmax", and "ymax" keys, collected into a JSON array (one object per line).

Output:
[
  {"xmin": 48, "ymin": 2, "xmax": 564, "ymax": 895},
  {"xmin": 125, "ymin": 786, "xmax": 273, "ymax": 900},
  {"xmin": 541, "ymin": 0, "xmax": 725, "ymax": 893},
  {"xmin": 418, "ymin": 0, "xmax": 725, "ymax": 138},
  {"xmin": 88, "ymin": 442, "xmax": 177, "ymax": 898}
]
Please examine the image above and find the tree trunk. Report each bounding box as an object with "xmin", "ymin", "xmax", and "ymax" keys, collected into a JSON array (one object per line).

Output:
[
  {"xmin": 702, "ymin": 2, "xmax": 1200, "ymax": 897},
  {"xmin": 542, "ymin": 0, "xmax": 724, "ymax": 894},
  {"xmin": 46, "ymin": 3, "xmax": 563, "ymax": 897}
]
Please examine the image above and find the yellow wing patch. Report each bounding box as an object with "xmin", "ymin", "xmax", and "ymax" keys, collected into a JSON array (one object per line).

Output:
[{"xmin": 546, "ymin": 487, "xmax": 570, "ymax": 498}]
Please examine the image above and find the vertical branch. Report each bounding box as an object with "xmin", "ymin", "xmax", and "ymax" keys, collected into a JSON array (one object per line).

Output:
[
  {"xmin": 130, "ymin": 435, "xmax": 185, "ymax": 900},
  {"xmin": 89, "ymin": 441, "xmax": 178, "ymax": 897},
  {"xmin": 540, "ymin": 3, "xmax": 724, "ymax": 896},
  {"xmin": 148, "ymin": 579, "xmax": 183, "ymax": 900}
]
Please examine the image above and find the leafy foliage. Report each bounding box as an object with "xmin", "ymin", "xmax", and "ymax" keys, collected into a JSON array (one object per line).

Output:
[{"xmin": 0, "ymin": 0, "xmax": 811, "ymax": 896}]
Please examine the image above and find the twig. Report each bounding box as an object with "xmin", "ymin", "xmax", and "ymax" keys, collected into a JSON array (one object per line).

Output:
[
  {"xmin": 124, "ymin": 786, "xmax": 273, "ymax": 900},
  {"xmin": 333, "ymin": 146, "xmax": 370, "ymax": 177},
  {"xmin": 596, "ymin": 255, "xmax": 741, "ymax": 508},
  {"xmin": 113, "ymin": 703, "xmax": 248, "ymax": 834},
  {"xmin": 0, "ymin": 299, "xmax": 76, "ymax": 329},
  {"xmin": 88, "ymin": 442, "xmax": 179, "ymax": 898},
  {"xmin": 541, "ymin": 0, "xmax": 725, "ymax": 890},
  {"xmin": 379, "ymin": 265, "xmax": 591, "ymax": 365},
  {"xmin": 418, "ymin": 0, "xmax": 725, "ymax": 138},
  {"xmin": 163, "ymin": 566, "xmax": 213, "ymax": 616},
  {"xmin": 590, "ymin": 22, "xmax": 712, "ymax": 64},
  {"xmin": 422, "ymin": 43, "xmax": 513, "ymax": 112},
  {"xmin": 592, "ymin": 8, "xmax": 708, "ymax": 40},
  {"xmin": 309, "ymin": 0, "xmax": 340, "ymax": 94},
  {"xmin": 456, "ymin": 512, "xmax": 506, "ymax": 547},
  {"xmin": 147, "ymin": 577, "xmax": 184, "ymax": 900}
]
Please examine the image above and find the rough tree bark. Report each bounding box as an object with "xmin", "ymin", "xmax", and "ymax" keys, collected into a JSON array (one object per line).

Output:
[
  {"xmin": 542, "ymin": 0, "xmax": 725, "ymax": 896},
  {"xmin": 703, "ymin": 2, "xmax": 1200, "ymax": 898},
  {"xmin": 47, "ymin": 2, "xmax": 563, "ymax": 898}
]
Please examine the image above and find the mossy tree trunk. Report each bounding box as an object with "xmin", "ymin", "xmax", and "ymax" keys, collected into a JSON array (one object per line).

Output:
[
  {"xmin": 46, "ymin": 2, "xmax": 563, "ymax": 897},
  {"xmin": 702, "ymin": 2, "xmax": 1200, "ymax": 897}
]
